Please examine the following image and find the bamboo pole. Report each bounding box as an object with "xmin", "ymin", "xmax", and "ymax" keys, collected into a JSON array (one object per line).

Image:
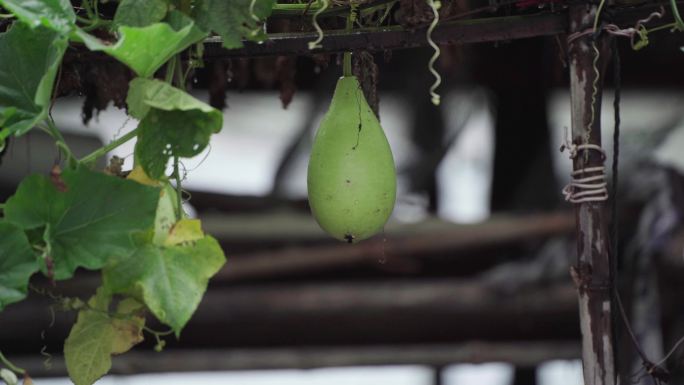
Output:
[{"xmin": 567, "ymin": 5, "xmax": 616, "ymax": 385}]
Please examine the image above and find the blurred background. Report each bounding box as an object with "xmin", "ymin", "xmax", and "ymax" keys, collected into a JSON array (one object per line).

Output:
[{"xmin": 1, "ymin": 10, "xmax": 684, "ymax": 385}]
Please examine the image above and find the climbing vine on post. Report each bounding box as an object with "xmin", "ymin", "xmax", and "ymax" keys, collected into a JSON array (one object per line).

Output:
[{"xmin": 0, "ymin": 1, "xmax": 275, "ymax": 384}]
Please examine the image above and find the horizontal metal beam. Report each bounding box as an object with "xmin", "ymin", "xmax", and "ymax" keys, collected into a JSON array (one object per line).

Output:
[
  {"xmin": 204, "ymin": 12, "xmax": 567, "ymax": 58},
  {"xmin": 201, "ymin": 3, "xmax": 670, "ymax": 59}
]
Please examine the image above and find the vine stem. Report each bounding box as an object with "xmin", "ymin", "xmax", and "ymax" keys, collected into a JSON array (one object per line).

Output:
[
  {"xmin": 646, "ymin": 21, "xmax": 678, "ymax": 33},
  {"xmin": 80, "ymin": 128, "xmax": 138, "ymax": 164},
  {"xmin": 43, "ymin": 119, "xmax": 75, "ymax": 164},
  {"xmin": 0, "ymin": 351, "xmax": 26, "ymax": 375},
  {"xmin": 170, "ymin": 53, "xmax": 186, "ymax": 221},
  {"xmin": 173, "ymin": 156, "xmax": 182, "ymax": 220},
  {"xmin": 143, "ymin": 326, "xmax": 174, "ymax": 337},
  {"xmin": 165, "ymin": 57, "xmax": 176, "ymax": 84},
  {"xmin": 671, "ymin": 0, "xmax": 684, "ymax": 30}
]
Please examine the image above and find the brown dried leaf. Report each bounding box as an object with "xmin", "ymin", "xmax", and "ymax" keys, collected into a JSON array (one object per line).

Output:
[
  {"xmin": 276, "ymin": 56, "xmax": 297, "ymax": 109},
  {"xmin": 208, "ymin": 60, "xmax": 228, "ymax": 110},
  {"xmin": 232, "ymin": 58, "xmax": 251, "ymax": 90},
  {"xmin": 104, "ymin": 156, "xmax": 126, "ymax": 177},
  {"xmin": 82, "ymin": 61, "xmax": 133, "ymax": 124},
  {"xmin": 353, "ymin": 50, "xmax": 379, "ymax": 118},
  {"xmin": 254, "ymin": 57, "xmax": 278, "ymax": 87}
]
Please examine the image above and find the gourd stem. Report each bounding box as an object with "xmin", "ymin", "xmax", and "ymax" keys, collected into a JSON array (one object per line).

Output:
[
  {"xmin": 343, "ymin": 52, "xmax": 352, "ymax": 77},
  {"xmin": 343, "ymin": 7, "xmax": 354, "ymax": 77}
]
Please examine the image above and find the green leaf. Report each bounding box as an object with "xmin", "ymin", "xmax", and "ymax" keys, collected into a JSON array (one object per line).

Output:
[
  {"xmin": 4, "ymin": 168, "xmax": 160, "ymax": 280},
  {"xmin": 193, "ymin": 0, "xmax": 276, "ymax": 49},
  {"xmin": 0, "ymin": 221, "xmax": 39, "ymax": 311},
  {"xmin": 126, "ymin": 78, "xmax": 218, "ymax": 119},
  {"xmin": 0, "ymin": 0, "xmax": 76, "ymax": 34},
  {"xmin": 127, "ymin": 78, "xmax": 222, "ymax": 178},
  {"xmin": 73, "ymin": 11, "xmax": 206, "ymax": 78},
  {"xmin": 65, "ymin": 290, "xmax": 145, "ymax": 385},
  {"xmin": 103, "ymin": 235, "xmax": 225, "ymax": 335},
  {"xmin": 114, "ymin": 0, "xmax": 168, "ymax": 27},
  {"xmin": 135, "ymin": 109, "xmax": 221, "ymax": 178},
  {"xmin": 0, "ymin": 23, "xmax": 68, "ymax": 145}
]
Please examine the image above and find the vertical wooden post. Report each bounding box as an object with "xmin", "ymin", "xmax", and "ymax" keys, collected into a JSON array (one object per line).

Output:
[{"xmin": 567, "ymin": 5, "xmax": 616, "ymax": 385}]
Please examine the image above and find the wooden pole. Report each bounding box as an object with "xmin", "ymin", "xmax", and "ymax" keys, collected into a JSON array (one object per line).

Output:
[
  {"xmin": 567, "ymin": 5, "xmax": 616, "ymax": 385},
  {"xmin": 14, "ymin": 342, "xmax": 581, "ymax": 377}
]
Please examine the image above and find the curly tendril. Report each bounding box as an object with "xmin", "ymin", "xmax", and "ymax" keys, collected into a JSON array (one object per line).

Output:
[
  {"xmin": 586, "ymin": 0, "xmax": 606, "ymax": 155},
  {"xmin": 309, "ymin": 0, "xmax": 330, "ymax": 50},
  {"xmin": 426, "ymin": 0, "xmax": 442, "ymax": 106},
  {"xmin": 249, "ymin": 0, "xmax": 262, "ymax": 37}
]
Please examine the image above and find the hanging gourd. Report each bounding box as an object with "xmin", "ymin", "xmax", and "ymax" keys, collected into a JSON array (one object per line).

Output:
[{"xmin": 307, "ymin": 52, "xmax": 397, "ymax": 243}]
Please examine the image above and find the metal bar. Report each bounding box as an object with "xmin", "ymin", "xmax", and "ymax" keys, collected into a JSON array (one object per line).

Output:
[
  {"xmin": 203, "ymin": 12, "xmax": 567, "ymax": 58},
  {"xmin": 200, "ymin": 3, "xmax": 671, "ymax": 59}
]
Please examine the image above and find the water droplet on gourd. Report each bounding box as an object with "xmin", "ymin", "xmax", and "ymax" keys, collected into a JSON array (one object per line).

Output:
[{"xmin": 307, "ymin": 76, "xmax": 396, "ymax": 243}]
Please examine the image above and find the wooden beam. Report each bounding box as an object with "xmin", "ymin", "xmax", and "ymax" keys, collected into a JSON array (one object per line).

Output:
[
  {"xmin": 215, "ymin": 212, "xmax": 575, "ymax": 281},
  {"xmin": 0, "ymin": 279, "xmax": 579, "ymax": 352},
  {"xmin": 567, "ymin": 5, "xmax": 616, "ymax": 385},
  {"xmin": 15, "ymin": 341, "xmax": 581, "ymax": 377}
]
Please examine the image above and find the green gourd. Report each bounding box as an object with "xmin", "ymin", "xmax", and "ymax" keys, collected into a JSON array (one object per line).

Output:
[{"xmin": 307, "ymin": 75, "xmax": 396, "ymax": 243}]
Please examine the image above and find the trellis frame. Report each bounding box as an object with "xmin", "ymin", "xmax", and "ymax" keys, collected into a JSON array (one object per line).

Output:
[{"xmin": 199, "ymin": 2, "xmax": 670, "ymax": 384}]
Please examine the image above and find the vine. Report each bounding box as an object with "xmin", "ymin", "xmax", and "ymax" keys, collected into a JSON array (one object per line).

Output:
[{"xmin": 0, "ymin": 1, "xmax": 276, "ymax": 384}]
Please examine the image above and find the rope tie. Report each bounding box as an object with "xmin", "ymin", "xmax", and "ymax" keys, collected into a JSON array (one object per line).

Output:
[
  {"xmin": 560, "ymin": 128, "xmax": 609, "ymax": 204},
  {"xmin": 566, "ymin": 6, "xmax": 664, "ymax": 50}
]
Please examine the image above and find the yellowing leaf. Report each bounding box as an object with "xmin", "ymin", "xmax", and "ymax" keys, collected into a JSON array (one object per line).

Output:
[
  {"xmin": 111, "ymin": 299, "xmax": 145, "ymax": 354},
  {"xmin": 64, "ymin": 291, "xmax": 115, "ymax": 385},
  {"xmin": 127, "ymin": 165, "xmax": 160, "ymax": 187},
  {"xmin": 126, "ymin": 167, "xmax": 179, "ymax": 246},
  {"xmin": 164, "ymin": 219, "xmax": 203, "ymax": 246},
  {"xmin": 104, "ymin": 236, "xmax": 225, "ymax": 335},
  {"xmin": 64, "ymin": 290, "xmax": 146, "ymax": 385},
  {"xmin": 153, "ymin": 184, "xmax": 178, "ymax": 245}
]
